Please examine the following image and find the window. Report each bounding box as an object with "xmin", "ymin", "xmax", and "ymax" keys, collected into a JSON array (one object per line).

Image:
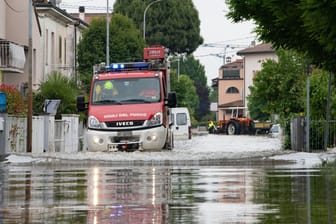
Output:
[
  {"xmin": 64, "ymin": 38, "xmax": 66, "ymax": 65},
  {"xmin": 226, "ymin": 87, "xmax": 239, "ymax": 94},
  {"xmin": 45, "ymin": 29, "xmax": 48, "ymax": 65},
  {"xmin": 51, "ymin": 32, "xmax": 55, "ymax": 65},
  {"xmin": 223, "ymin": 70, "xmax": 240, "ymax": 79},
  {"xmin": 176, "ymin": 113, "xmax": 187, "ymax": 125},
  {"xmin": 58, "ymin": 36, "xmax": 62, "ymax": 64}
]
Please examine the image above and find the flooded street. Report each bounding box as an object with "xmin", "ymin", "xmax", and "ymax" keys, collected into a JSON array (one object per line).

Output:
[{"xmin": 1, "ymin": 135, "xmax": 336, "ymax": 223}]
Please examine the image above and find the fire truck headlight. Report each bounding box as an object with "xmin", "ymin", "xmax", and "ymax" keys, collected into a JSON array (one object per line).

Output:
[
  {"xmin": 146, "ymin": 112, "xmax": 162, "ymax": 127},
  {"xmin": 88, "ymin": 116, "xmax": 102, "ymax": 128}
]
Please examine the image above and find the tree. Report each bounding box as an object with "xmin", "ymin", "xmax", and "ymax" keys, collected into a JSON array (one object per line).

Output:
[
  {"xmin": 113, "ymin": 0, "xmax": 203, "ymax": 54},
  {"xmin": 248, "ymin": 49, "xmax": 306, "ymax": 121},
  {"xmin": 226, "ymin": 0, "xmax": 336, "ymax": 72},
  {"xmin": 77, "ymin": 14, "xmax": 145, "ymax": 91},
  {"xmin": 309, "ymin": 69, "xmax": 336, "ymax": 119},
  {"xmin": 170, "ymin": 55, "xmax": 211, "ymax": 121},
  {"xmin": 170, "ymin": 71, "xmax": 199, "ymax": 122}
]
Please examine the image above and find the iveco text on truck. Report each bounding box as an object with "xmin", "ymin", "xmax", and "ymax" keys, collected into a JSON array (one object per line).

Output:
[{"xmin": 77, "ymin": 46, "xmax": 177, "ymax": 152}]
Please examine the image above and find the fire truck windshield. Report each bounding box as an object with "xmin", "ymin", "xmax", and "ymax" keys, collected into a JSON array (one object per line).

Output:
[{"xmin": 92, "ymin": 77, "xmax": 161, "ymax": 105}]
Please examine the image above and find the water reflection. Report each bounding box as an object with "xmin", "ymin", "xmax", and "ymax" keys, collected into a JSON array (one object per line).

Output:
[
  {"xmin": 0, "ymin": 163, "xmax": 335, "ymax": 223},
  {"xmin": 86, "ymin": 167, "xmax": 170, "ymax": 223},
  {"xmin": 254, "ymin": 167, "xmax": 336, "ymax": 224}
]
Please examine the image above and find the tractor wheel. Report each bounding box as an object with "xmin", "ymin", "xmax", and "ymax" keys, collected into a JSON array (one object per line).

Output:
[{"xmin": 227, "ymin": 121, "xmax": 239, "ymax": 135}]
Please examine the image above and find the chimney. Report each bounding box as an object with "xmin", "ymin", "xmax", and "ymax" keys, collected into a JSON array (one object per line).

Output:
[
  {"xmin": 79, "ymin": 6, "xmax": 85, "ymax": 21},
  {"xmin": 250, "ymin": 40, "xmax": 256, "ymax": 47}
]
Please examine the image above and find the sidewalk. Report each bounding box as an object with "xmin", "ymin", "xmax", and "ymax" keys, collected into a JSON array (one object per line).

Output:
[{"xmin": 191, "ymin": 126, "xmax": 208, "ymax": 136}]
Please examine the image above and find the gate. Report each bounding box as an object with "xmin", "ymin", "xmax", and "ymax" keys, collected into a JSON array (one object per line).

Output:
[{"xmin": 291, "ymin": 117, "xmax": 336, "ymax": 151}]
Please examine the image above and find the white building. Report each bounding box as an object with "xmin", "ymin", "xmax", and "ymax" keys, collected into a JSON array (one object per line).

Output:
[
  {"xmin": 0, "ymin": 0, "xmax": 88, "ymax": 91},
  {"xmin": 237, "ymin": 43, "xmax": 277, "ymax": 112}
]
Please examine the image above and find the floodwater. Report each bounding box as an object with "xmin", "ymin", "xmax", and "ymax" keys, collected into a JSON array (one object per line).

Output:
[{"xmin": 1, "ymin": 135, "xmax": 336, "ymax": 223}]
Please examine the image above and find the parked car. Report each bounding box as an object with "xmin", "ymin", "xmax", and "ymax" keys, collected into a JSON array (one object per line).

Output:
[
  {"xmin": 170, "ymin": 107, "xmax": 192, "ymax": 140},
  {"xmin": 269, "ymin": 124, "xmax": 281, "ymax": 138}
]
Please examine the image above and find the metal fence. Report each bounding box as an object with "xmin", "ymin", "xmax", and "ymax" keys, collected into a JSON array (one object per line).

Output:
[
  {"xmin": 309, "ymin": 120, "xmax": 336, "ymax": 151},
  {"xmin": 291, "ymin": 117, "xmax": 336, "ymax": 151}
]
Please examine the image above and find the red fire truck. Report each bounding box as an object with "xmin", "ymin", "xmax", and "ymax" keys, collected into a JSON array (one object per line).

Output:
[{"xmin": 77, "ymin": 46, "xmax": 177, "ymax": 152}]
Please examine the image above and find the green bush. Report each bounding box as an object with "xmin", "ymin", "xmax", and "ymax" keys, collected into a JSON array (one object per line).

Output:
[
  {"xmin": 33, "ymin": 72, "xmax": 78, "ymax": 119},
  {"xmin": 0, "ymin": 84, "xmax": 27, "ymax": 115}
]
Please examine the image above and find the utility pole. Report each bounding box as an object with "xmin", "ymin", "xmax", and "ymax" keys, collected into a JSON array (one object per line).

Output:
[
  {"xmin": 324, "ymin": 71, "xmax": 332, "ymax": 150},
  {"xmin": 306, "ymin": 64, "xmax": 310, "ymax": 152},
  {"xmin": 143, "ymin": 0, "xmax": 162, "ymax": 40},
  {"xmin": 27, "ymin": 0, "xmax": 33, "ymax": 152},
  {"xmin": 106, "ymin": 0, "xmax": 110, "ymax": 65}
]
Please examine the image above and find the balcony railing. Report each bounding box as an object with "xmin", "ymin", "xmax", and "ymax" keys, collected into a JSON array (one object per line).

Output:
[{"xmin": 0, "ymin": 40, "xmax": 26, "ymax": 73}]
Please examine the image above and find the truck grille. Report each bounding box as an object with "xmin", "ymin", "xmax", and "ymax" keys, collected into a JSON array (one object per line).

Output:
[{"xmin": 105, "ymin": 120, "xmax": 145, "ymax": 128}]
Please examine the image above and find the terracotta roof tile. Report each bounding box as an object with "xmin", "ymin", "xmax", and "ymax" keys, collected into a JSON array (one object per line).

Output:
[{"xmin": 237, "ymin": 43, "xmax": 274, "ymax": 55}]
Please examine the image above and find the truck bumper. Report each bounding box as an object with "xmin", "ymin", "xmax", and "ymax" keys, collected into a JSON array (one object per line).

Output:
[{"xmin": 86, "ymin": 126, "xmax": 167, "ymax": 152}]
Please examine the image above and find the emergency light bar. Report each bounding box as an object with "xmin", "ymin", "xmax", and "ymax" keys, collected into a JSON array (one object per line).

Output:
[{"xmin": 103, "ymin": 62, "xmax": 150, "ymax": 72}]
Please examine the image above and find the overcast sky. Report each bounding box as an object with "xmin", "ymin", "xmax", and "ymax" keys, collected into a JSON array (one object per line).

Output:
[{"xmin": 60, "ymin": 0, "xmax": 256, "ymax": 85}]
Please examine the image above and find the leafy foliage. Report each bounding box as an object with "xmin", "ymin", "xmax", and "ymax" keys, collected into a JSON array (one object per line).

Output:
[
  {"xmin": 248, "ymin": 49, "xmax": 306, "ymax": 121},
  {"xmin": 226, "ymin": 0, "xmax": 336, "ymax": 72},
  {"xmin": 170, "ymin": 71, "xmax": 199, "ymax": 123},
  {"xmin": 308, "ymin": 69, "xmax": 336, "ymax": 119},
  {"xmin": 170, "ymin": 55, "xmax": 211, "ymax": 121},
  {"xmin": 33, "ymin": 72, "xmax": 78, "ymax": 118},
  {"xmin": 113, "ymin": 0, "xmax": 203, "ymax": 54},
  {"xmin": 0, "ymin": 84, "xmax": 26, "ymax": 115},
  {"xmin": 193, "ymin": 82, "xmax": 210, "ymax": 120},
  {"xmin": 77, "ymin": 14, "xmax": 145, "ymax": 92}
]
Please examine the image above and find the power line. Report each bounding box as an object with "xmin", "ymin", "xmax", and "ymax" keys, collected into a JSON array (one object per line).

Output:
[
  {"xmin": 202, "ymin": 36, "xmax": 257, "ymax": 46},
  {"xmin": 60, "ymin": 3, "xmax": 112, "ymax": 11}
]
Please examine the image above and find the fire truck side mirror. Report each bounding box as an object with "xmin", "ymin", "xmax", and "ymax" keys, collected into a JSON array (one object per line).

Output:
[
  {"xmin": 77, "ymin": 95, "xmax": 87, "ymax": 112},
  {"xmin": 166, "ymin": 92, "xmax": 177, "ymax": 108}
]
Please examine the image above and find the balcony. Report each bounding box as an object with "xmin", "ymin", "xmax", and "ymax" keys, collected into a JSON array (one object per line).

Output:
[
  {"xmin": 222, "ymin": 70, "xmax": 241, "ymax": 80},
  {"xmin": 0, "ymin": 40, "xmax": 26, "ymax": 73}
]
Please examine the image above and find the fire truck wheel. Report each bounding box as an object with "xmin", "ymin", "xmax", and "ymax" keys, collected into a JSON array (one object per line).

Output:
[{"xmin": 227, "ymin": 121, "xmax": 239, "ymax": 135}]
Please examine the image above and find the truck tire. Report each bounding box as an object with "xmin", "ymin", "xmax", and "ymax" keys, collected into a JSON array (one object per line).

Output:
[{"xmin": 227, "ymin": 121, "xmax": 239, "ymax": 135}]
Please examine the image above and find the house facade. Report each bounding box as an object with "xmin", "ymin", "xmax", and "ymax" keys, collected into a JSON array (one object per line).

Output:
[
  {"xmin": 215, "ymin": 43, "xmax": 277, "ymax": 122},
  {"xmin": 0, "ymin": 0, "xmax": 33, "ymax": 89},
  {"xmin": 0, "ymin": 0, "xmax": 87, "ymax": 92},
  {"xmin": 35, "ymin": 2, "xmax": 87, "ymax": 84},
  {"xmin": 237, "ymin": 43, "xmax": 277, "ymax": 112},
  {"xmin": 217, "ymin": 59, "xmax": 244, "ymax": 121}
]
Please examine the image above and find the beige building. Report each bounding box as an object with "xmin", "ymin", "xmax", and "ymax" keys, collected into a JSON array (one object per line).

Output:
[
  {"xmin": 0, "ymin": 0, "xmax": 33, "ymax": 88},
  {"xmin": 217, "ymin": 59, "xmax": 244, "ymax": 121},
  {"xmin": 0, "ymin": 0, "xmax": 87, "ymax": 92},
  {"xmin": 215, "ymin": 43, "xmax": 277, "ymax": 122}
]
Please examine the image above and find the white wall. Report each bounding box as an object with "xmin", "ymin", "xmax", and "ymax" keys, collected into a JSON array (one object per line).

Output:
[
  {"xmin": 0, "ymin": 0, "xmax": 5, "ymax": 39},
  {"xmin": 244, "ymin": 53, "xmax": 278, "ymax": 108},
  {"xmin": 3, "ymin": 0, "xmax": 42, "ymax": 89}
]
